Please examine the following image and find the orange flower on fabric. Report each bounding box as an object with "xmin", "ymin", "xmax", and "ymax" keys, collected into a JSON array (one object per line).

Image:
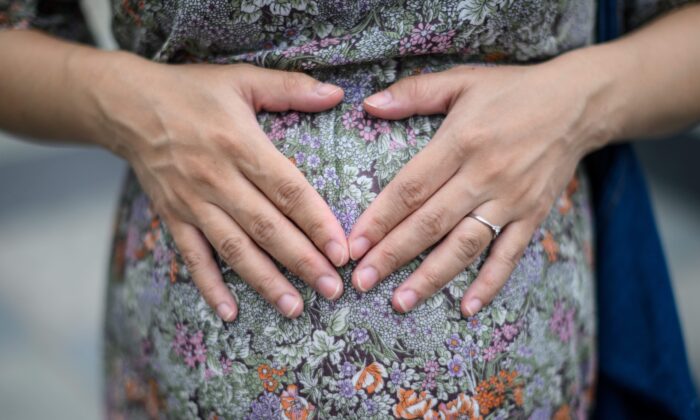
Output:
[
  {"xmin": 541, "ymin": 231, "xmax": 559, "ymax": 262},
  {"xmin": 280, "ymin": 384, "xmax": 314, "ymax": 420},
  {"xmin": 392, "ymin": 388, "xmax": 437, "ymax": 419},
  {"xmin": 423, "ymin": 409, "xmax": 440, "ymax": 420},
  {"xmin": 514, "ymin": 387, "xmax": 524, "ymax": 406},
  {"xmin": 257, "ymin": 363, "xmax": 286, "ymax": 392},
  {"xmin": 558, "ymin": 195, "xmax": 573, "ymax": 214},
  {"xmin": 566, "ymin": 176, "xmax": 579, "ymax": 196},
  {"xmin": 352, "ymin": 362, "xmax": 387, "ymax": 394},
  {"xmin": 558, "ymin": 175, "xmax": 580, "ymax": 214},
  {"xmin": 123, "ymin": 376, "xmax": 163, "ymax": 418},
  {"xmin": 474, "ymin": 370, "xmax": 521, "ymax": 415},
  {"xmin": 437, "ymin": 392, "xmax": 482, "ymax": 420},
  {"xmin": 553, "ymin": 404, "xmax": 571, "ymax": 420},
  {"xmin": 262, "ymin": 378, "xmax": 279, "ymax": 392},
  {"xmin": 257, "ymin": 364, "xmax": 272, "ymax": 380},
  {"xmin": 169, "ymin": 256, "xmax": 178, "ymax": 283}
]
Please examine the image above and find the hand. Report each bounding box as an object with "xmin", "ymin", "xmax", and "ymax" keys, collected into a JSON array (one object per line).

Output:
[
  {"xmin": 93, "ymin": 54, "xmax": 350, "ymax": 321},
  {"xmin": 347, "ymin": 59, "xmax": 608, "ymax": 316}
]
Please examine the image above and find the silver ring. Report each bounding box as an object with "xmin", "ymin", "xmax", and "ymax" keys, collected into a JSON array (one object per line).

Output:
[{"xmin": 467, "ymin": 213, "xmax": 502, "ymax": 239}]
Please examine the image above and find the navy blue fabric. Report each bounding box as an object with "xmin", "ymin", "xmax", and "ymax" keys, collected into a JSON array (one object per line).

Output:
[{"xmin": 588, "ymin": 1, "xmax": 700, "ymax": 418}]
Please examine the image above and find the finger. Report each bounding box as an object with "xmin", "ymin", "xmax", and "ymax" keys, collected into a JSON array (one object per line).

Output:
[
  {"xmin": 362, "ymin": 67, "xmax": 469, "ymax": 119},
  {"xmin": 460, "ymin": 219, "xmax": 534, "ymax": 317},
  {"xmin": 197, "ymin": 203, "xmax": 304, "ymax": 318},
  {"xmin": 166, "ymin": 217, "xmax": 239, "ymax": 322},
  {"xmin": 350, "ymin": 69, "xmax": 477, "ymax": 261},
  {"xmin": 231, "ymin": 121, "xmax": 349, "ymax": 267},
  {"xmin": 390, "ymin": 214, "xmax": 497, "ymax": 313},
  {"xmin": 352, "ymin": 172, "xmax": 481, "ymax": 292},
  {"xmin": 347, "ymin": 115, "xmax": 469, "ymax": 261},
  {"xmin": 238, "ymin": 64, "xmax": 344, "ymax": 113},
  {"xmin": 215, "ymin": 172, "xmax": 344, "ymax": 301}
]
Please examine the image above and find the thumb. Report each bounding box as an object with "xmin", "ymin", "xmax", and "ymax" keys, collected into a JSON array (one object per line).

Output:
[
  {"xmin": 362, "ymin": 70, "xmax": 466, "ymax": 119},
  {"xmin": 240, "ymin": 65, "xmax": 344, "ymax": 113}
]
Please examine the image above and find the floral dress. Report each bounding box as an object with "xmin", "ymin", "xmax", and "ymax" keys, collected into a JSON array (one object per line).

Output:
[{"xmin": 1, "ymin": 0, "xmax": 695, "ymax": 419}]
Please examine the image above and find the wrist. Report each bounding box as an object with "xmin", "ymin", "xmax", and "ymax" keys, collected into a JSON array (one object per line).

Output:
[
  {"xmin": 546, "ymin": 42, "xmax": 638, "ymax": 155},
  {"xmin": 67, "ymin": 48, "xmax": 158, "ymax": 159}
]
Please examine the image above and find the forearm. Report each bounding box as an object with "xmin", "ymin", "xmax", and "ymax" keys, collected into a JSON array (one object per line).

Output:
[
  {"xmin": 554, "ymin": 3, "xmax": 700, "ymax": 151},
  {"xmin": 0, "ymin": 29, "xmax": 140, "ymax": 152}
]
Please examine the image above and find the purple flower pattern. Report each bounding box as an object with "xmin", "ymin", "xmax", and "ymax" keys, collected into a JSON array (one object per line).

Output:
[{"xmin": 0, "ymin": 0, "xmax": 670, "ymax": 416}]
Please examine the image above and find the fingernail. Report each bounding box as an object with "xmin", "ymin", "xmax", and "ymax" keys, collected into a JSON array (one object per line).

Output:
[
  {"xmin": 349, "ymin": 236, "xmax": 371, "ymax": 260},
  {"xmin": 315, "ymin": 82, "xmax": 341, "ymax": 96},
  {"xmin": 324, "ymin": 240, "xmax": 346, "ymax": 266},
  {"xmin": 277, "ymin": 293, "xmax": 301, "ymax": 317},
  {"xmin": 317, "ymin": 275, "xmax": 342, "ymax": 300},
  {"xmin": 216, "ymin": 303, "xmax": 236, "ymax": 321},
  {"xmin": 395, "ymin": 289, "xmax": 418, "ymax": 312},
  {"xmin": 356, "ymin": 266, "xmax": 378, "ymax": 292},
  {"xmin": 464, "ymin": 298, "xmax": 483, "ymax": 317},
  {"xmin": 364, "ymin": 90, "xmax": 393, "ymax": 108}
]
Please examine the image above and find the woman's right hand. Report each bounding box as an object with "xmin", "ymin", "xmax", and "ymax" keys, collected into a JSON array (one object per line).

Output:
[{"xmin": 89, "ymin": 52, "xmax": 349, "ymax": 321}]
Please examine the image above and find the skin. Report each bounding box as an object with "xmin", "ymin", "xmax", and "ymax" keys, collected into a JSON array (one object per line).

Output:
[
  {"xmin": 0, "ymin": 30, "xmax": 350, "ymax": 321},
  {"xmin": 1, "ymin": 4, "xmax": 699, "ymax": 321},
  {"xmin": 348, "ymin": 3, "xmax": 700, "ymax": 316}
]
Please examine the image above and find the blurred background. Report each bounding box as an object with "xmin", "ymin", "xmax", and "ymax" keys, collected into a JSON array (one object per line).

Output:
[{"xmin": 0, "ymin": 2, "xmax": 699, "ymax": 419}]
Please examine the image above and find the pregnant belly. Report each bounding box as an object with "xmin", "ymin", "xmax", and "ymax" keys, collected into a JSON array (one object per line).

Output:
[{"xmin": 104, "ymin": 58, "xmax": 598, "ymax": 419}]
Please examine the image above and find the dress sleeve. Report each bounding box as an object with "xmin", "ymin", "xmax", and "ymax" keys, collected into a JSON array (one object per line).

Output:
[
  {"xmin": 0, "ymin": 0, "xmax": 94, "ymax": 44},
  {"xmin": 621, "ymin": 0, "xmax": 700, "ymax": 32}
]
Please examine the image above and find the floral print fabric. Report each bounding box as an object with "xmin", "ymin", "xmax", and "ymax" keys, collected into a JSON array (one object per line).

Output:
[
  {"xmin": 104, "ymin": 61, "xmax": 598, "ymax": 419},
  {"xmin": 105, "ymin": 140, "xmax": 599, "ymax": 419},
  {"xmin": 105, "ymin": 118, "xmax": 598, "ymax": 420},
  {"xmin": 0, "ymin": 0, "xmax": 695, "ymax": 419}
]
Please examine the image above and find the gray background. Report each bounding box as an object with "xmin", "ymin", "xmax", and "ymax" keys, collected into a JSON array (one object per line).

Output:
[{"xmin": 0, "ymin": 1, "xmax": 698, "ymax": 418}]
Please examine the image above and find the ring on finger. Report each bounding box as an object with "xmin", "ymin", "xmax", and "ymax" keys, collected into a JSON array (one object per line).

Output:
[{"xmin": 467, "ymin": 213, "xmax": 502, "ymax": 239}]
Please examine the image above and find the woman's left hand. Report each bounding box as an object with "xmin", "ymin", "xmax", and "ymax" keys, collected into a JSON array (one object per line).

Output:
[{"xmin": 347, "ymin": 56, "xmax": 610, "ymax": 317}]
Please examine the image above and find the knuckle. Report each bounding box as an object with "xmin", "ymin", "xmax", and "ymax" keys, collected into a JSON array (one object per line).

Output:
[
  {"xmin": 292, "ymin": 253, "xmax": 316, "ymax": 277},
  {"xmin": 282, "ymin": 71, "xmax": 305, "ymax": 93},
  {"xmin": 206, "ymin": 127, "xmax": 250, "ymax": 162},
  {"xmin": 185, "ymin": 160, "xmax": 220, "ymax": 188},
  {"xmin": 402, "ymin": 75, "xmax": 424, "ymax": 99},
  {"xmin": 421, "ymin": 268, "xmax": 445, "ymax": 294},
  {"xmin": 445, "ymin": 130, "xmax": 471, "ymax": 159},
  {"xmin": 155, "ymin": 199, "xmax": 176, "ymax": 220},
  {"xmin": 274, "ymin": 180, "xmax": 305, "ymax": 215},
  {"xmin": 250, "ymin": 213, "xmax": 278, "ymax": 245},
  {"xmin": 219, "ymin": 236, "xmax": 246, "ymax": 266},
  {"xmin": 369, "ymin": 212, "xmax": 393, "ymax": 237},
  {"xmin": 416, "ymin": 208, "xmax": 446, "ymax": 239},
  {"xmin": 469, "ymin": 124, "xmax": 492, "ymax": 145},
  {"xmin": 378, "ymin": 247, "xmax": 402, "ymax": 271},
  {"xmin": 397, "ymin": 179, "xmax": 427, "ymax": 210},
  {"xmin": 454, "ymin": 231, "xmax": 484, "ymax": 264},
  {"xmin": 252, "ymin": 274, "xmax": 277, "ymax": 296},
  {"xmin": 479, "ymin": 153, "xmax": 506, "ymax": 182},
  {"xmin": 171, "ymin": 188, "xmax": 195, "ymax": 213},
  {"xmin": 478, "ymin": 273, "xmax": 502, "ymax": 294},
  {"xmin": 219, "ymin": 134, "xmax": 250, "ymax": 161},
  {"xmin": 208, "ymin": 129, "xmax": 233, "ymax": 148},
  {"xmin": 456, "ymin": 178, "xmax": 481, "ymax": 203},
  {"xmin": 183, "ymin": 252, "xmax": 205, "ymax": 275},
  {"xmin": 197, "ymin": 281, "xmax": 220, "ymax": 301},
  {"xmin": 304, "ymin": 217, "xmax": 325, "ymax": 243},
  {"xmin": 496, "ymin": 246, "xmax": 522, "ymax": 270}
]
